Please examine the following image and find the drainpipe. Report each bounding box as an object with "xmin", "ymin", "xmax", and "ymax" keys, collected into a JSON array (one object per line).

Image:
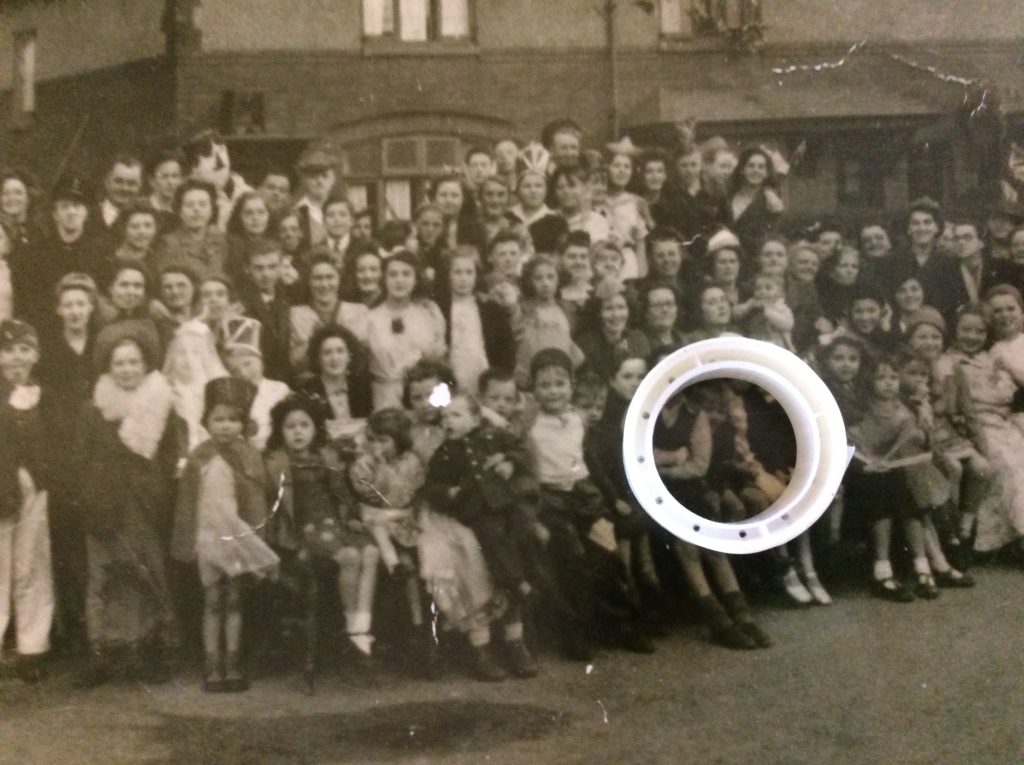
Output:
[{"xmin": 605, "ymin": 0, "xmax": 620, "ymax": 139}]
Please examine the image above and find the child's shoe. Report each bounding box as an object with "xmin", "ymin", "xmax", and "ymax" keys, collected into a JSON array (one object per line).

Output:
[
  {"xmin": 202, "ymin": 652, "xmax": 226, "ymax": 693},
  {"xmin": 710, "ymin": 623, "xmax": 758, "ymax": 650},
  {"xmin": 223, "ymin": 651, "xmax": 250, "ymax": 692},
  {"xmin": 913, "ymin": 573, "xmax": 940, "ymax": 600},
  {"xmin": 781, "ymin": 568, "xmax": 813, "ymax": 606},
  {"xmin": 73, "ymin": 648, "xmax": 112, "ymax": 689},
  {"xmin": 469, "ymin": 645, "xmax": 507, "ymax": 682},
  {"xmin": 736, "ymin": 621, "xmax": 772, "ymax": 648},
  {"xmin": 505, "ymin": 640, "xmax": 538, "ymax": 679},
  {"xmin": 803, "ymin": 572, "xmax": 833, "ymax": 605},
  {"xmin": 15, "ymin": 654, "xmax": 46, "ymax": 684},
  {"xmin": 934, "ymin": 568, "xmax": 975, "ymax": 589},
  {"xmin": 872, "ymin": 577, "xmax": 914, "ymax": 603}
]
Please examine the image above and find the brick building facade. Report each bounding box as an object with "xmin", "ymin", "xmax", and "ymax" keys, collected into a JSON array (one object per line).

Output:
[{"xmin": 2, "ymin": 0, "xmax": 1023, "ymax": 220}]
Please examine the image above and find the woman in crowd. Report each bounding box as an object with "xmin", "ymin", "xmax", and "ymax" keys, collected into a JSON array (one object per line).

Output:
[
  {"xmin": 152, "ymin": 179, "xmax": 228, "ymax": 279},
  {"xmin": 296, "ymin": 324, "xmax": 372, "ymax": 439},
  {"xmin": 430, "ymin": 174, "xmax": 484, "ymax": 252},
  {"xmin": 575, "ymin": 279, "xmax": 650, "ymax": 379},
  {"xmin": 74, "ymin": 321, "xmax": 183, "ymax": 686},
  {"xmin": 682, "ymin": 285, "xmax": 737, "ymax": 344},
  {"xmin": 602, "ymin": 139, "xmax": 651, "ymax": 279},
  {"xmin": 552, "ymin": 166, "xmax": 609, "ymax": 245},
  {"xmin": 0, "ymin": 170, "xmax": 39, "ymax": 254},
  {"xmin": 340, "ymin": 242, "xmax": 385, "ymax": 308},
  {"xmin": 226, "ymin": 191, "xmax": 273, "ymax": 283},
  {"xmin": 706, "ymin": 233, "xmax": 745, "ymax": 306},
  {"xmin": 289, "ymin": 255, "xmax": 370, "ymax": 375},
  {"xmin": 639, "ymin": 281, "xmax": 684, "ymax": 359},
  {"xmin": 727, "ymin": 147, "xmax": 784, "ymax": 259},
  {"xmin": 111, "ymin": 204, "xmax": 160, "ymax": 274},
  {"xmin": 366, "ymin": 251, "xmax": 446, "ymax": 408},
  {"xmin": 935, "ymin": 305, "xmax": 1023, "ymax": 561},
  {"xmin": 435, "ymin": 246, "xmax": 515, "ymax": 393}
]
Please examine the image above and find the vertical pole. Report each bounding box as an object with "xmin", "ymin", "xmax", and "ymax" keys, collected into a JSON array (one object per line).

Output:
[{"xmin": 606, "ymin": 0, "xmax": 620, "ymax": 139}]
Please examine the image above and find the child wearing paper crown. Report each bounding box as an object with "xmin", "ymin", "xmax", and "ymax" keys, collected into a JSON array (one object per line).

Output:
[
  {"xmin": 222, "ymin": 315, "xmax": 291, "ymax": 451},
  {"xmin": 0, "ymin": 320, "xmax": 54, "ymax": 683},
  {"xmin": 172, "ymin": 377, "xmax": 279, "ymax": 693}
]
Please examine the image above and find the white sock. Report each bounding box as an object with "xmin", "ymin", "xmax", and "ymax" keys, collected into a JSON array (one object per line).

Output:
[
  {"xmin": 873, "ymin": 560, "xmax": 894, "ymax": 580},
  {"xmin": 913, "ymin": 557, "xmax": 931, "ymax": 575},
  {"xmin": 504, "ymin": 622, "xmax": 524, "ymax": 642}
]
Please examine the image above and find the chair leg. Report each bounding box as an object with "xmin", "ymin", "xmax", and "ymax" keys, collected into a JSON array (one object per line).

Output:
[{"xmin": 303, "ymin": 567, "xmax": 318, "ymax": 695}]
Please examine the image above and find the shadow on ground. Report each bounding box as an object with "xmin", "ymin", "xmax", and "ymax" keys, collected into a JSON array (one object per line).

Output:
[{"xmin": 140, "ymin": 700, "xmax": 568, "ymax": 763}]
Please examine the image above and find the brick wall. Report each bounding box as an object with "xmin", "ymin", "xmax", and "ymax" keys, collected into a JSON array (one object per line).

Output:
[{"xmin": 0, "ymin": 57, "xmax": 175, "ymax": 184}]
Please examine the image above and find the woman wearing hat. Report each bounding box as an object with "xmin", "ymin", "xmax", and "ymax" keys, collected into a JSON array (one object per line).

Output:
[
  {"xmin": 73, "ymin": 319, "xmax": 185, "ymax": 687},
  {"xmin": 508, "ymin": 168, "xmax": 566, "ymax": 254}
]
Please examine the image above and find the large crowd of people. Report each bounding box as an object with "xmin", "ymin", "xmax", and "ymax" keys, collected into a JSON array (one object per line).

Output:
[{"xmin": 2, "ymin": 117, "xmax": 1024, "ymax": 694}]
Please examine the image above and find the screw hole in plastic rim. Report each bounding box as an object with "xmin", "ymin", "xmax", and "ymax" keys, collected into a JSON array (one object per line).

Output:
[{"xmin": 622, "ymin": 337, "xmax": 854, "ymax": 555}]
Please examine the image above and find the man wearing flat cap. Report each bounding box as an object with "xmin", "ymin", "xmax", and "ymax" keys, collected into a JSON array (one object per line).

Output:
[{"xmin": 293, "ymin": 145, "xmax": 338, "ymax": 247}]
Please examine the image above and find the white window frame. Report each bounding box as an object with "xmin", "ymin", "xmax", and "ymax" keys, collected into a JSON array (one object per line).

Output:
[{"xmin": 363, "ymin": 0, "xmax": 471, "ymax": 42}]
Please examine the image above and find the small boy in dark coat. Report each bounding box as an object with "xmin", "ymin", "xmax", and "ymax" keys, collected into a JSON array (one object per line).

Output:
[{"xmin": 424, "ymin": 392, "xmax": 540, "ymax": 678}]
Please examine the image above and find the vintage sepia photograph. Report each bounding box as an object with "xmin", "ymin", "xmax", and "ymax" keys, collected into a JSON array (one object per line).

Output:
[{"xmin": 0, "ymin": 1, "xmax": 1022, "ymax": 762}]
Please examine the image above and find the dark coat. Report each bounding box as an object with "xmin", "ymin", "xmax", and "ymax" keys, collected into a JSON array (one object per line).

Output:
[
  {"xmin": 75, "ymin": 402, "xmax": 184, "ymax": 537},
  {"xmin": 423, "ymin": 423, "xmax": 534, "ymax": 524},
  {"xmin": 263, "ymin": 446, "xmax": 358, "ymax": 551},
  {"xmin": 437, "ymin": 294, "xmax": 516, "ymax": 374},
  {"xmin": 0, "ymin": 381, "xmax": 51, "ymax": 518},
  {"xmin": 890, "ymin": 249, "xmax": 963, "ymax": 323},
  {"xmin": 728, "ymin": 188, "xmax": 781, "ymax": 262},
  {"xmin": 296, "ymin": 371, "xmax": 373, "ymax": 420},
  {"xmin": 240, "ymin": 283, "xmax": 293, "ymax": 383},
  {"xmin": 11, "ymin": 229, "xmax": 108, "ymax": 334},
  {"xmin": 171, "ymin": 438, "xmax": 272, "ymax": 563}
]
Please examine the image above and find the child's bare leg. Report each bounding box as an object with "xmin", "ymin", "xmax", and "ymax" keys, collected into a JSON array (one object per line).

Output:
[
  {"xmin": 796, "ymin": 532, "xmax": 831, "ymax": 604},
  {"xmin": 871, "ymin": 517, "xmax": 893, "ymax": 577},
  {"xmin": 370, "ymin": 526, "xmax": 399, "ymax": 572},
  {"xmin": 959, "ymin": 453, "xmax": 991, "ymax": 540},
  {"xmin": 223, "ymin": 578, "xmax": 243, "ymax": 656},
  {"xmin": 637, "ymin": 533, "xmax": 660, "ymax": 588},
  {"xmin": 222, "ymin": 578, "xmax": 250, "ymax": 688},
  {"xmin": 617, "ymin": 538, "xmax": 637, "ymax": 601},
  {"xmin": 357, "ymin": 545, "xmax": 380, "ymax": 618},
  {"xmin": 922, "ymin": 516, "xmax": 952, "ymax": 572},
  {"xmin": 202, "ymin": 579, "xmax": 224, "ymax": 684},
  {"xmin": 400, "ymin": 552, "xmax": 423, "ymax": 627}
]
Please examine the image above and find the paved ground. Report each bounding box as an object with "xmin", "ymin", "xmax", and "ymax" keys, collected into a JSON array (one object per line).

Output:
[{"xmin": 2, "ymin": 564, "xmax": 1022, "ymax": 765}]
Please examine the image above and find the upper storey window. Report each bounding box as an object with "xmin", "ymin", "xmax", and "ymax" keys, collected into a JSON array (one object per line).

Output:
[
  {"xmin": 363, "ymin": 0, "xmax": 471, "ymax": 42},
  {"xmin": 659, "ymin": 0, "xmax": 764, "ymax": 45}
]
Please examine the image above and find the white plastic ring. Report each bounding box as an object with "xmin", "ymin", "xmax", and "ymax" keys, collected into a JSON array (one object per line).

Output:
[{"xmin": 622, "ymin": 337, "xmax": 852, "ymax": 554}]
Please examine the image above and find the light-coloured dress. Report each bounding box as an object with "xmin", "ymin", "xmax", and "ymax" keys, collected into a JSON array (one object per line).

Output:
[
  {"xmin": 941, "ymin": 349, "xmax": 1024, "ymax": 551},
  {"xmin": 195, "ymin": 454, "xmax": 280, "ymax": 586},
  {"xmin": 366, "ymin": 300, "xmax": 446, "ymax": 409}
]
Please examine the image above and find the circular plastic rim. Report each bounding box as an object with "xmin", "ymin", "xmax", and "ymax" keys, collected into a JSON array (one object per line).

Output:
[{"xmin": 622, "ymin": 337, "xmax": 850, "ymax": 554}]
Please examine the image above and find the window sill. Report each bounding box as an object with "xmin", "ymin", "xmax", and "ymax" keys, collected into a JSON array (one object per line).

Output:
[
  {"xmin": 658, "ymin": 35, "xmax": 735, "ymax": 52},
  {"xmin": 361, "ymin": 38, "xmax": 479, "ymax": 57}
]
